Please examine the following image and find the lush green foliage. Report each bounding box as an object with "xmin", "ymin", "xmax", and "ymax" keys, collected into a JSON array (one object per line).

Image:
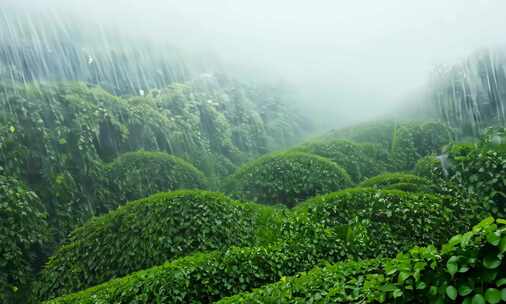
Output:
[
  {"xmin": 294, "ymin": 139, "xmax": 389, "ymax": 183},
  {"xmin": 415, "ymin": 155, "xmax": 444, "ymax": 180},
  {"xmin": 446, "ymin": 135, "xmax": 506, "ymax": 218},
  {"xmin": 107, "ymin": 151, "xmax": 207, "ymax": 204},
  {"xmin": 224, "ymin": 152, "xmax": 352, "ymax": 207},
  {"xmin": 296, "ymin": 188, "xmax": 482, "ymax": 257},
  {"xmin": 219, "ymin": 217, "xmax": 506, "ymax": 303},
  {"xmin": 35, "ymin": 190, "xmax": 258, "ymax": 300},
  {"xmin": 391, "ymin": 122, "xmax": 452, "ymax": 170},
  {"xmin": 325, "ymin": 120, "xmax": 452, "ymax": 170},
  {"xmin": 0, "ymin": 175, "xmax": 50, "ymax": 303},
  {"xmin": 44, "ymin": 220, "xmax": 351, "ymax": 304},
  {"xmin": 0, "ymin": 80, "xmax": 308, "ymax": 238},
  {"xmin": 325, "ymin": 120, "xmax": 398, "ymax": 148},
  {"xmin": 359, "ymin": 172, "xmax": 437, "ymax": 193}
]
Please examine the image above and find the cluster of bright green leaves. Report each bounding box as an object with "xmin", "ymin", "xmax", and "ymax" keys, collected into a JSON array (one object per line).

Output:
[
  {"xmin": 223, "ymin": 151, "xmax": 352, "ymax": 207},
  {"xmin": 219, "ymin": 217, "xmax": 506, "ymax": 304},
  {"xmin": 294, "ymin": 139, "xmax": 389, "ymax": 183},
  {"xmin": 358, "ymin": 172, "xmax": 438, "ymax": 193},
  {"xmin": 106, "ymin": 151, "xmax": 207, "ymax": 206},
  {"xmin": 296, "ymin": 188, "xmax": 483, "ymax": 258},
  {"xmin": 446, "ymin": 135, "xmax": 506, "ymax": 217},
  {"xmin": 0, "ymin": 174, "xmax": 50, "ymax": 303},
  {"xmin": 35, "ymin": 190, "xmax": 257, "ymax": 300},
  {"xmin": 44, "ymin": 216, "xmax": 352, "ymax": 304}
]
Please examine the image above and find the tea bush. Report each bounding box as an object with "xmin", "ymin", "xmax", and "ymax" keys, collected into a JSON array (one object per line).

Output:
[
  {"xmin": 415, "ymin": 155, "xmax": 444, "ymax": 180},
  {"xmin": 107, "ymin": 151, "xmax": 207, "ymax": 204},
  {"xmin": 295, "ymin": 139, "xmax": 388, "ymax": 183},
  {"xmin": 296, "ymin": 188, "xmax": 482, "ymax": 257},
  {"xmin": 448, "ymin": 142, "xmax": 506, "ymax": 217},
  {"xmin": 219, "ymin": 217, "xmax": 506, "ymax": 304},
  {"xmin": 389, "ymin": 122, "xmax": 452, "ymax": 171},
  {"xmin": 44, "ymin": 220, "xmax": 351, "ymax": 304},
  {"xmin": 359, "ymin": 172, "xmax": 437, "ymax": 193},
  {"xmin": 35, "ymin": 190, "xmax": 257, "ymax": 300},
  {"xmin": 0, "ymin": 175, "xmax": 50, "ymax": 303},
  {"xmin": 224, "ymin": 152, "xmax": 352, "ymax": 207}
]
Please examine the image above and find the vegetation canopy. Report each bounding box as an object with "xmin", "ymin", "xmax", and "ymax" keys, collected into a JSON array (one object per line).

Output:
[
  {"xmin": 36, "ymin": 190, "xmax": 257, "ymax": 300},
  {"xmin": 107, "ymin": 150, "xmax": 207, "ymax": 204},
  {"xmin": 224, "ymin": 151, "xmax": 352, "ymax": 207}
]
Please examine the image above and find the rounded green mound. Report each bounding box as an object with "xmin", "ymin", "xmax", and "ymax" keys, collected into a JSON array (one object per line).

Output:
[
  {"xmin": 219, "ymin": 217, "xmax": 505, "ymax": 304},
  {"xmin": 0, "ymin": 175, "xmax": 50, "ymax": 303},
  {"xmin": 295, "ymin": 139, "xmax": 389, "ymax": 183},
  {"xmin": 297, "ymin": 188, "xmax": 468, "ymax": 257},
  {"xmin": 358, "ymin": 172, "xmax": 436, "ymax": 193},
  {"xmin": 107, "ymin": 151, "xmax": 207, "ymax": 203},
  {"xmin": 36, "ymin": 190, "xmax": 256, "ymax": 300},
  {"xmin": 224, "ymin": 151, "xmax": 352, "ymax": 207}
]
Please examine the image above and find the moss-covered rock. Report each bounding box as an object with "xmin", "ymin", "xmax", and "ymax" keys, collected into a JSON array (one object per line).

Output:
[
  {"xmin": 35, "ymin": 190, "xmax": 257, "ymax": 300},
  {"xmin": 224, "ymin": 151, "xmax": 352, "ymax": 207},
  {"xmin": 107, "ymin": 151, "xmax": 207, "ymax": 204},
  {"xmin": 0, "ymin": 175, "xmax": 50, "ymax": 303}
]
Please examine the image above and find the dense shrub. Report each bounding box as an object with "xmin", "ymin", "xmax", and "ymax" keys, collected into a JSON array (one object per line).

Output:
[
  {"xmin": 295, "ymin": 139, "xmax": 388, "ymax": 183},
  {"xmin": 324, "ymin": 120, "xmax": 397, "ymax": 148},
  {"xmin": 391, "ymin": 125, "xmax": 420, "ymax": 170},
  {"xmin": 224, "ymin": 152, "xmax": 352, "ymax": 207},
  {"xmin": 219, "ymin": 217, "xmax": 506, "ymax": 304},
  {"xmin": 296, "ymin": 188, "xmax": 482, "ymax": 257},
  {"xmin": 0, "ymin": 80, "xmax": 309, "ymax": 238},
  {"xmin": 359, "ymin": 172, "xmax": 437, "ymax": 193},
  {"xmin": 0, "ymin": 175, "xmax": 50, "ymax": 303},
  {"xmin": 391, "ymin": 122, "xmax": 452, "ymax": 170},
  {"xmin": 107, "ymin": 151, "xmax": 207, "ymax": 204},
  {"xmin": 44, "ymin": 220, "xmax": 351, "ymax": 304},
  {"xmin": 448, "ymin": 142, "xmax": 506, "ymax": 217},
  {"xmin": 414, "ymin": 155, "xmax": 444, "ymax": 180},
  {"xmin": 35, "ymin": 190, "xmax": 258, "ymax": 300}
]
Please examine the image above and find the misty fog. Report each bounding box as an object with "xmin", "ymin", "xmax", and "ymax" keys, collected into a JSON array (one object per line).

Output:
[{"xmin": 2, "ymin": 0, "xmax": 506, "ymax": 127}]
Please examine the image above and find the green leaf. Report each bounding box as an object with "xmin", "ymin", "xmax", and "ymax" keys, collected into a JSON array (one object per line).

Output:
[
  {"xmin": 447, "ymin": 261, "xmax": 458, "ymax": 276},
  {"xmin": 472, "ymin": 294, "xmax": 485, "ymax": 304},
  {"xmin": 393, "ymin": 288, "xmax": 403, "ymax": 298},
  {"xmin": 484, "ymin": 288, "xmax": 501, "ymax": 304},
  {"xmin": 398, "ymin": 272, "xmax": 410, "ymax": 283},
  {"xmin": 496, "ymin": 278, "xmax": 506, "ymax": 287},
  {"xmin": 429, "ymin": 285, "xmax": 438, "ymax": 296},
  {"xmin": 483, "ymin": 254, "xmax": 501, "ymax": 269},
  {"xmin": 499, "ymin": 237, "xmax": 506, "ymax": 253},
  {"xmin": 459, "ymin": 284, "xmax": 473, "ymax": 296},
  {"xmin": 446, "ymin": 285, "xmax": 458, "ymax": 300},
  {"xmin": 487, "ymin": 232, "xmax": 501, "ymax": 246}
]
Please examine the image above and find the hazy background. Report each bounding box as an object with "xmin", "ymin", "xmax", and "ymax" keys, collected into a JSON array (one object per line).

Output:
[{"xmin": 3, "ymin": 0, "xmax": 506, "ymax": 128}]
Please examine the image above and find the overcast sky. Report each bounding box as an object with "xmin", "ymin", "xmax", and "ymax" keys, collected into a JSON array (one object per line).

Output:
[{"xmin": 4, "ymin": 0, "xmax": 506, "ymax": 126}]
